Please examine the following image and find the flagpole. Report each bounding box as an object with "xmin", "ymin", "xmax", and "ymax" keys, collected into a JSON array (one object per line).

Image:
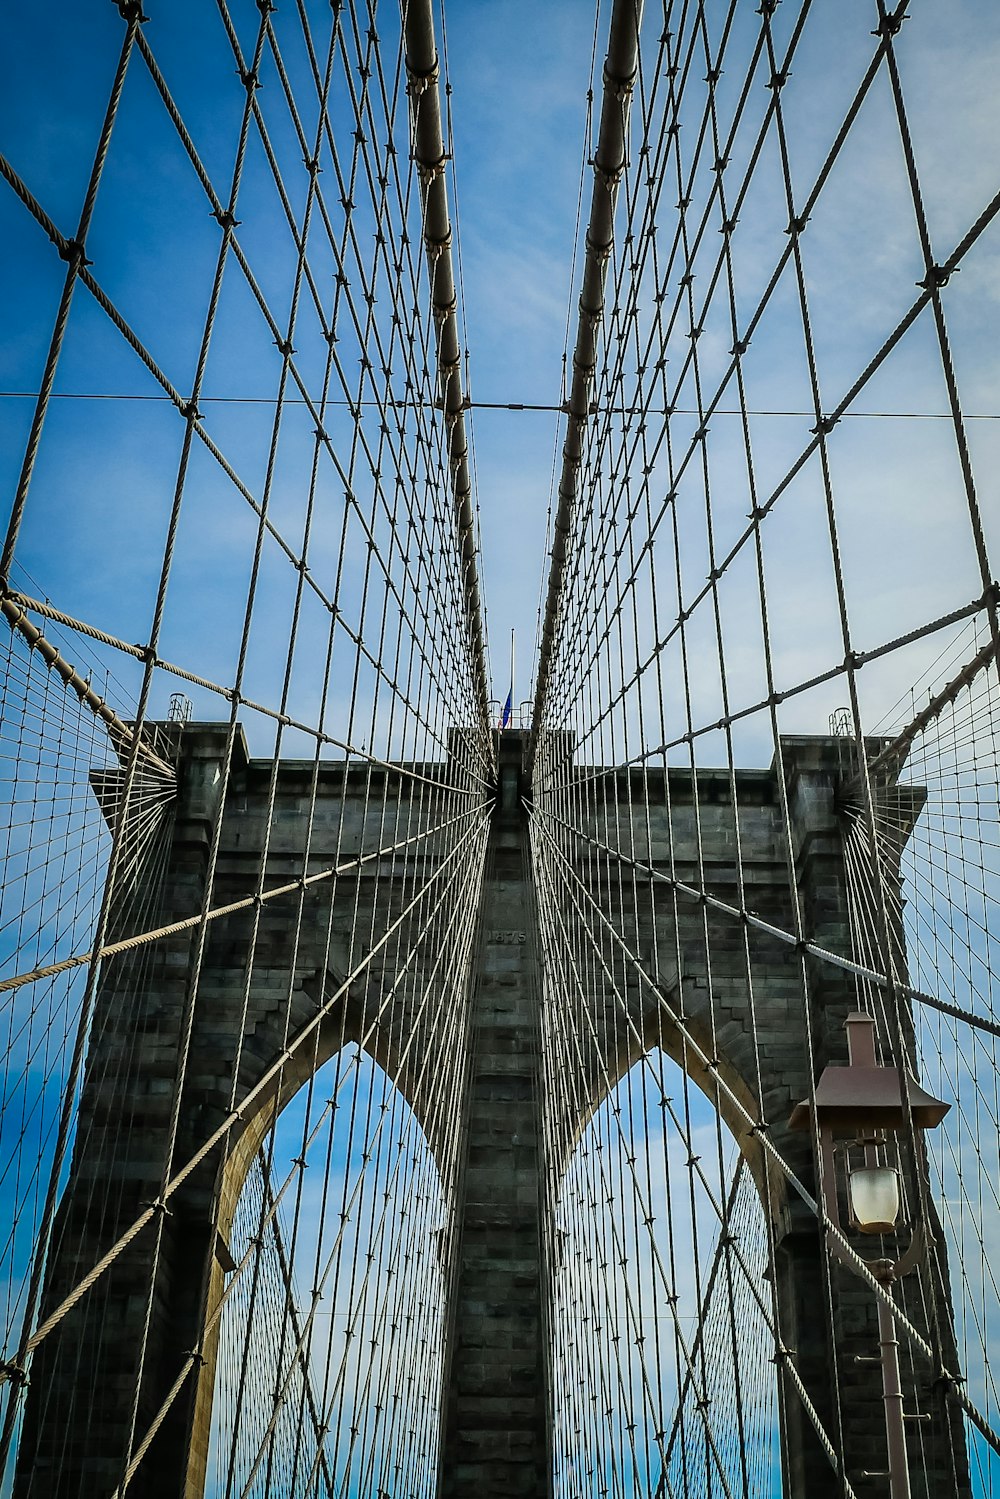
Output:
[{"xmin": 510, "ymin": 627, "xmax": 515, "ymax": 725}]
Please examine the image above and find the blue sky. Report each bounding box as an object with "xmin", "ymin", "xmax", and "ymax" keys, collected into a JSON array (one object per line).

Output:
[
  {"xmin": 0, "ymin": 0, "xmax": 605, "ymax": 733},
  {"xmin": 3, "ymin": 0, "xmax": 999, "ymax": 763}
]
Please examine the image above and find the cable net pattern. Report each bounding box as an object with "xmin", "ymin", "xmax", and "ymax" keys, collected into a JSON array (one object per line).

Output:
[
  {"xmin": 0, "ymin": 622, "xmax": 168, "ymax": 1363},
  {"xmin": 530, "ymin": 0, "xmax": 1000, "ymax": 1494},
  {"xmin": 0, "ymin": 0, "xmax": 489, "ymax": 1492},
  {"xmin": 0, "ymin": 0, "xmax": 999, "ymax": 1495},
  {"xmin": 208, "ymin": 1054, "xmax": 449, "ymax": 1499},
  {"xmin": 849, "ymin": 623, "xmax": 1000, "ymax": 1487}
]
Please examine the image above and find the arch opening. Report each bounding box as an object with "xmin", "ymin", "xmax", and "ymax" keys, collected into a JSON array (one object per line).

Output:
[
  {"xmin": 548, "ymin": 1047, "xmax": 781, "ymax": 1498},
  {"xmin": 199, "ymin": 1044, "xmax": 450, "ymax": 1499}
]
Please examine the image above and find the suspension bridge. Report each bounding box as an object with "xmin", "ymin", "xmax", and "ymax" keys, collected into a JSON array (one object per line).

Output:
[{"xmin": 0, "ymin": 0, "xmax": 999, "ymax": 1495}]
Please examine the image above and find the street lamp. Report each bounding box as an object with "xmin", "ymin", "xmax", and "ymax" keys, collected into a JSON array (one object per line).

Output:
[
  {"xmin": 789, "ymin": 1010, "xmax": 950, "ymax": 1499},
  {"xmin": 848, "ymin": 1163, "xmax": 901, "ymax": 1237}
]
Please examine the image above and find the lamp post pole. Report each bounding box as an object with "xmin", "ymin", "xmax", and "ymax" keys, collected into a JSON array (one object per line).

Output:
[
  {"xmin": 874, "ymin": 1259, "xmax": 911, "ymax": 1499},
  {"xmin": 789, "ymin": 1011, "xmax": 950, "ymax": 1498}
]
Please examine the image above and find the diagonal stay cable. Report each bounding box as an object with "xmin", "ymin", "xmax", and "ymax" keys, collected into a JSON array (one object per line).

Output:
[
  {"xmin": 0, "ymin": 801, "xmax": 487, "ymax": 1000},
  {"xmin": 533, "ymin": 809, "xmax": 853, "ymax": 1492},
  {"xmin": 0, "ymin": 801, "xmax": 490, "ymax": 1376},
  {"xmin": 106, "ymin": 804, "xmax": 488, "ymax": 1499},
  {"xmin": 529, "ymin": 800, "xmax": 1000, "ymax": 1460}
]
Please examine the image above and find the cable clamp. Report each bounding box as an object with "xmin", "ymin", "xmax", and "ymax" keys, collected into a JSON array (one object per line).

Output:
[
  {"xmin": 114, "ymin": 0, "xmax": 148, "ymax": 19},
  {"xmin": 141, "ymin": 1197, "xmax": 172, "ymax": 1218},
  {"xmin": 602, "ymin": 63, "xmax": 637, "ymax": 103},
  {"xmin": 592, "ymin": 158, "xmax": 624, "ymax": 192},
  {"xmin": 433, "ymin": 301, "xmax": 458, "ymax": 331},
  {"xmin": 405, "ymin": 56, "xmax": 440, "ymax": 94},
  {"xmin": 719, "ymin": 216, "xmax": 738, "ymax": 236},
  {"xmin": 181, "ymin": 400, "xmax": 202, "ymax": 422},
  {"xmin": 58, "ymin": 238, "xmax": 92, "ymax": 269},
  {"xmin": 237, "ymin": 67, "xmax": 260, "ymax": 91},
  {"xmin": 811, "ymin": 413, "xmax": 838, "ymax": 436},
  {"xmin": 917, "ymin": 264, "xmax": 954, "ymax": 291},
  {"xmin": 785, "ymin": 213, "xmax": 809, "ymax": 236},
  {"xmin": 415, "ymin": 153, "xmax": 449, "ymax": 186},
  {"xmin": 0, "ymin": 1360, "xmax": 27, "ymax": 1388},
  {"xmin": 873, "ymin": 8, "xmax": 906, "ymax": 39},
  {"xmin": 256, "ymin": 0, "xmax": 276, "ymax": 12},
  {"xmin": 275, "ymin": 337, "xmax": 295, "ymax": 358},
  {"xmin": 766, "ymin": 69, "xmax": 789, "ymax": 90},
  {"xmin": 584, "ymin": 230, "xmax": 613, "ymax": 264},
  {"xmin": 424, "ymin": 228, "xmax": 453, "ymax": 260},
  {"xmin": 577, "ymin": 299, "xmax": 603, "ymax": 331},
  {"xmin": 212, "ymin": 208, "xmax": 240, "ymax": 231}
]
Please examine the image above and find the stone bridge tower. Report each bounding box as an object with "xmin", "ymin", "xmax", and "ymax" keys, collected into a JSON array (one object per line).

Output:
[{"xmin": 14, "ymin": 727, "xmax": 970, "ymax": 1499}]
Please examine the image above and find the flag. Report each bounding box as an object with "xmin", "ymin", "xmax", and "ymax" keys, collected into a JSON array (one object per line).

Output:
[{"xmin": 499, "ymin": 689, "xmax": 512, "ymax": 730}]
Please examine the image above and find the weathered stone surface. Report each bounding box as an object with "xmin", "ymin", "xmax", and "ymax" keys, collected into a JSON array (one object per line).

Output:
[{"xmin": 440, "ymin": 732, "xmax": 547, "ymax": 1493}]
